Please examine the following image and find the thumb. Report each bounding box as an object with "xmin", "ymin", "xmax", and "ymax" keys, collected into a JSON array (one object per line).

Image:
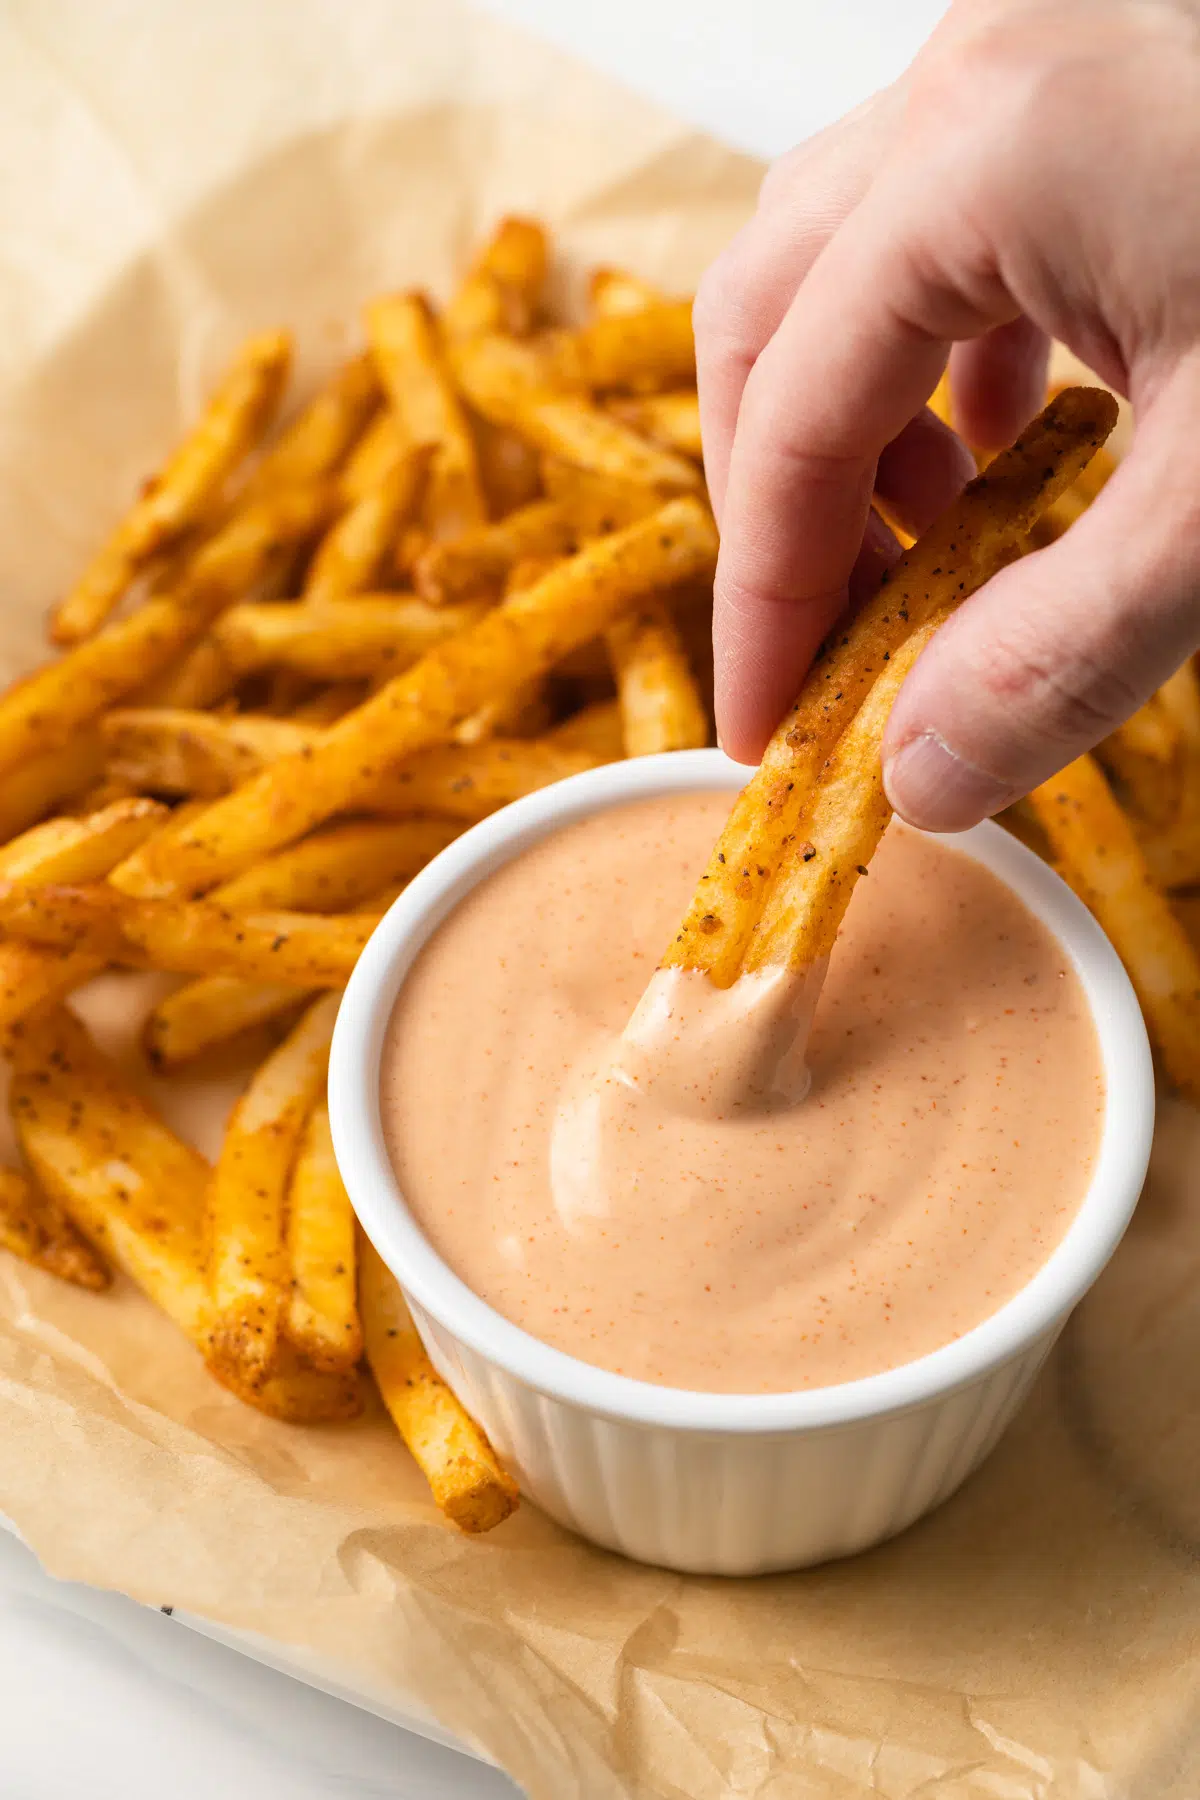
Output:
[{"xmin": 883, "ymin": 363, "xmax": 1200, "ymax": 830}]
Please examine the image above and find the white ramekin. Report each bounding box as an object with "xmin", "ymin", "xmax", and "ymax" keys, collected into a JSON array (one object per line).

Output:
[{"xmin": 330, "ymin": 750, "xmax": 1154, "ymax": 1575}]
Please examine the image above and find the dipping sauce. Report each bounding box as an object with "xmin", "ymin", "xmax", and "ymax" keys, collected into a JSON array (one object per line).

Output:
[{"xmin": 380, "ymin": 791, "xmax": 1104, "ymax": 1393}]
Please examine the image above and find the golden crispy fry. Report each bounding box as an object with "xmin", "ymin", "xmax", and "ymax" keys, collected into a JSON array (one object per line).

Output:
[
  {"xmin": 367, "ymin": 736, "xmax": 603, "ymax": 820},
  {"xmin": 303, "ymin": 443, "xmax": 430, "ymax": 603},
  {"xmin": 49, "ymin": 331, "xmax": 292, "ymax": 645},
  {"xmin": 286, "ymin": 1100, "xmax": 362, "ymax": 1372},
  {"xmin": 451, "ymin": 333, "xmax": 701, "ymax": 492},
  {"xmin": 0, "ymin": 736, "xmax": 108, "ymax": 843},
  {"xmin": 455, "ymin": 676, "xmax": 552, "ymax": 746},
  {"xmin": 366, "ymin": 292, "xmax": 486, "ymax": 541},
  {"xmin": 0, "ymin": 797, "xmax": 167, "ymax": 884},
  {"xmin": 211, "ymin": 817, "xmax": 460, "ymax": 912},
  {"xmin": 0, "ymin": 883, "xmax": 377, "ymax": 985},
  {"xmin": 288, "ymin": 683, "xmax": 367, "ymax": 726},
  {"xmin": 413, "ymin": 499, "xmax": 578, "ymax": 604},
  {"xmin": 0, "ymin": 1164, "xmax": 111, "ymax": 1291},
  {"xmin": 472, "ymin": 415, "xmax": 542, "ymax": 517},
  {"xmin": 358, "ymin": 1234, "xmax": 518, "ymax": 1533},
  {"xmin": 746, "ymin": 613, "xmax": 948, "ymax": 972},
  {"xmin": 547, "ymin": 698, "xmax": 625, "ymax": 759},
  {"xmin": 557, "ymin": 300, "xmax": 695, "ymax": 392},
  {"xmin": 208, "ymin": 991, "xmax": 340, "ymax": 1385},
  {"xmin": 589, "ymin": 267, "xmax": 665, "ymax": 319},
  {"xmin": 207, "ymin": 1346, "xmax": 362, "ymax": 1423},
  {"xmin": 1098, "ymin": 696, "xmax": 1183, "ymax": 828},
  {"xmin": 607, "ymin": 602, "xmax": 709, "ymax": 756},
  {"xmin": 1028, "ymin": 753, "xmax": 1200, "ymax": 1102},
  {"xmin": 9, "ymin": 1006, "xmax": 211, "ymax": 1337},
  {"xmin": 443, "ymin": 215, "xmax": 548, "ymax": 340},
  {"xmin": 241, "ymin": 353, "xmax": 380, "ymax": 501},
  {"xmin": 610, "ymin": 390, "xmax": 702, "ymax": 460},
  {"xmin": 0, "ymin": 485, "xmax": 330, "ymax": 779},
  {"xmin": 140, "ymin": 637, "xmax": 237, "ymax": 710},
  {"xmin": 538, "ymin": 456, "xmax": 666, "ymax": 524},
  {"xmin": 103, "ymin": 709, "xmax": 314, "ymax": 799},
  {"xmin": 144, "ymin": 976, "xmax": 310, "ymax": 1070},
  {"xmin": 215, "ymin": 596, "xmax": 486, "ymax": 682},
  {"xmin": 664, "ymin": 387, "xmax": 1119, "ymax": 984},
  {"xmin": 115, "ymin": 498, "xmax": 718, "ymax": 896},
  {"xmin": 338, "ymin": 413, "xmax": 405, "ymax": 507}
]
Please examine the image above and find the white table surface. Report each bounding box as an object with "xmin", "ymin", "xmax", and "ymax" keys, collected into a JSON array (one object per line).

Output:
[{"xmin": 1, "ymin": 4, "xmax": 946, "ymax": 1794}]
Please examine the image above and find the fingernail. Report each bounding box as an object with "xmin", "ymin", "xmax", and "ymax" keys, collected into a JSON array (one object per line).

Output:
[{"xmin": 883, "ymin": 732, "xmax": 1018, "ymax": 832}]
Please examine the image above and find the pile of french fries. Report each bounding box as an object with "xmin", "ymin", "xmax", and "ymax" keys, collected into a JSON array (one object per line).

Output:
[{"xmin": 0, "ymin": 213, "xmax": 1194, "ymax": 1535}]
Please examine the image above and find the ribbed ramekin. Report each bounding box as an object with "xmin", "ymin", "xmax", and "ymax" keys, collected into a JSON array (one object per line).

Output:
[{"xmin": 330, "ymin": 750, "xmax": 1154, "ymax": 1575}]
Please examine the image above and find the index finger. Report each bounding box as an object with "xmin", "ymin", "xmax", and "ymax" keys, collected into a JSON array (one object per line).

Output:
[{"xmin": 713, "ymin": 184, "xmax": 1014, "ymax": 761}]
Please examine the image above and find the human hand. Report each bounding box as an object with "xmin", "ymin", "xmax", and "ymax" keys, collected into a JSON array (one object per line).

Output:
[{"xmin": 697, "ymin": 0, "xmax": 1200, "ymax": 828}]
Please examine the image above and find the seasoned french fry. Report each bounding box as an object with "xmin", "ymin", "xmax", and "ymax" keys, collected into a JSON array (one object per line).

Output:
[
  {"xmin": 0, "ymin": 484, "xmax": 330, "ymax": 779},
  {"xmin": 103, "ymin": 709, "xmax": 314, "ymax": 799},
  {"xmin": 303, "ymin": 443, "xmax": 430, "ymax": 603},
  {"xmin": 413, "ymin": 499, "xmax": 578, "ymax": 604},
  {"xmin": 366, "ymin": 292, "xmax": 486, "ymax": 540},
  {"xmin": 454, "ymin": 676, "xmax": 552, "ymax": 746},
  {"xmin": 208, "ymin": 991, "xmax": 340, "ymax": 1386},
  {"xmin": 367, "ymin": 736, "xmax": 602, "ymax": 820},
  {"xmin": 451, "ymin": 334, "xmax": 701, "ymax": 491},
  {"xmin": 1098, "ymin": 696, "xmax": 1183, "ymax": 828},
  {"xmin": 139, "ymin": 637, "xmax": 237, "ymax": 711},
  {"xmin": 339, "ymin": 412, "xmax": 405, "ymax": 508},
  {"xmin": 209, "ymin": 1347, "xmax": 361, "ymax": 1424},
  {"xmin": 547, "ymin": 698, "xmax": 625, "ymax": 760},
  {"xmin": 589, "ymin": 266, "xmax": 665, "ymax": 319},
  {"xmin": 0, "ymin": 736, "xmax": 107, "ymax": 843},
  {"xmin": 0, "ymin": 797, "xmax": 167, "ymax": 884},
  {"xmin": 610, "ymin": 391, "xmax": 702, "ymax": 460},
  {"xmin": 443, "ymin": 215, "xmax": 548, "ymax": 340},
  {"xmin": 288, "ymin": 683, "xmax": 368, "ymax": 726},
  {"xmin": 0, "ymin": 884, "xmax": 378, "ymax": 985},
  {"xmin": 240, "ymin": 352, "xmax": 380, "ymax": 501},
  {"xmin": 9, "ymin": 1006, "xmax": 211, "ymax": 1337},
  {"xmin": 144, "ymin": 976, "xmax": 311, "ymax": 1071},
  {"xmin": 745, "ymin": 612, "xmax": 948, "ymax": 972},
  {"xmin": 664, "ymin": 387, "xmax": 1119, "ymax": 984},
  {"xmin": 215, "ymin": 596, "xmax": 486, "ymax": 681},
  {"xmin": 286, "ymin": 1100, "xmax": 362, "ymax": 1372},
  {"xmin": 472, "ymin": 415, "xmax": 542, "ymax": 517},
  {"xmin": 556, "ymin": 300, "xmax": 695, "ymax": 392},
  {"xmin": 49, "ymin": 331, "xmax": 292, "ymax": 645},
  {"xmin": 115, "ymin": 498, "xmax": 718, "ymax": 896},
  {"xmin": 358, "ymin": 1234, "xmax": 518, "ymax": 1533},
  {"xmin": 538, "ymin": 457, "xmax": 663, "ymax": 523},
  {"xmin": 0, "ymin": 1164, "xmax": 110, "ymax": 1291},
  {"xmin": 1029, "ymin": 753, "xmax": 1200, "ymax": 1102},
  {"xmin": 211, "ymin": 817, "xmax": 460, "ymax": 912},
  {"xmin": 606, "ymin": 602, "xmax": 709, "ymax": 756}
]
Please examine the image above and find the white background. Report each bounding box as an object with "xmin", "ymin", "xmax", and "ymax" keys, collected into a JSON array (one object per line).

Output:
[{"xmin": 0, "ymin": 3, "xmax": 946, "ymax": 1795}]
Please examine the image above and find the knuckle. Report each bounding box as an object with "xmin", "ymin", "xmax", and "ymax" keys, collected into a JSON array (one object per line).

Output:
[
  {"xmin": 692, "ymin": 245, "xmax": 752, "ymax": 353},
  {"xmin": 979, "ymin": 620, "xmax": 1144, "ymax": 756}
]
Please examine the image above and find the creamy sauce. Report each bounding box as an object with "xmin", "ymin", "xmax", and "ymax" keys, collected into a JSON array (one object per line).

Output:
[{"xmin": 380, "ymin": 792, "xmax": 1104, "ymax": 1393}]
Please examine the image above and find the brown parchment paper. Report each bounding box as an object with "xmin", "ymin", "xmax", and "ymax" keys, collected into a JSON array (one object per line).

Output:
[{"xmin": 0, "ymin": 3, "xmax": 1197, "ymax": 1795}]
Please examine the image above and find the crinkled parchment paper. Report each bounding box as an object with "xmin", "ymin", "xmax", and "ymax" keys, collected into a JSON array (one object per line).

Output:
[{"xmin": 0, "ymin": 3, "xmax": 1197, "ymax": 1795}]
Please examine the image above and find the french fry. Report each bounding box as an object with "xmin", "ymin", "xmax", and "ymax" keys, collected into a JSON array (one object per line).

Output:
[
  {"xmin": 303, "ymin": 442, "xmax": 430, "ymax": 603},
  {"xmin": 0, "ymin": 484, "xmax": 330, "ymax": 779},
  {"xmin": 443, "ymin": 215, "xmax": 548, "ymax": 340},
  {"xmin": 454, "ymin": 676, "xmax": 552, "ymax": 745},
  {"xmin": 547, "ymin": 698, "xmax": 625, "ymax": 760},
  {"xmin": 339, "ymin": 412, "xmax": 405, "ymax": 508},
  {"xmin": 211, "ymin": 817, "xmax": 460, "ymax": 912},
  {"xmin": 207, "ymin": 991, "xmax": 340, "ymax": 1386},
  {"xmin": 1028, "ymin": 753, "xmax": 1200, "ymax": 1102},
  {"xmin": 0, "ymin": 884, "xmax": 378, "ymax": 985},
  {"xmin": 745, "ymin": 612, "xmax": 948, "ymax": 972},
  {"xmin": 49, "ymin": 331, "xmax": 292, "ymax": 645},
  {"xmin": 366, "ymin": 736, "xmax": 603, "ymax": 820},
  {"xmin": 366, "ymin": 292, "xmax": 486, "ymax": 540},
  {"xmin": 606, "ymin": 603, "xmax": 709, "ymax": 756},
  {"xmin": 451, "ymin": 333, "xmax": 701, "ymax": 491},
  {"xmin": 215, "ymin": 596, "xmax": 487, "ymax": 681},
  {"xmin": 556, "ymin": 300, "xmax": 695, "ymax": 392},
  {"xmin": 358, "ymin": 1233, "xmax": 518, "ymax": 1533},
  {"xmin": 0, "ymin": 797, "xmax": 167, "ymax": 884},
  {"xmin": 288, "ymin": 683, "xmax": 368, "ymax": 726},
  {"xmin": 664, "ymin": 387, "xmax": 1119, "ymax": 984},
  {"xmin": 210, "ymin": 1346, "xmax": 361, "ymax": 1424},
  {"xmin": 286, "ymin": 1100, "xmax": 362, "ymax": 1372},
  {"xmin": 472, "ymin": 415, "xmax": 543, "ymax": 517},
  {"xmin": 610, "ymin": 390, "xmax": 703, "ymax": 460},
  {"xmin": 144, "ymin": 976, "xmax": 311, "ymax": 1071},
  {"xmin": 1097, "ymin": 696, "xmax": 1183, "ymax": 828},
  {"xmin": 589, "ymin": 267, "xmax": 665, "ymax": 319},
  {"xmin": 139, "ymin": 637, "xmax": 237, "ymax": 711},
  {"xmin": 0, "ymin": 735, "xmax": 108, "ymax": 843},
  {"xmin": 240, "ymin": 352, "xmax": 380, "ymax": 501},
  {"xmin": 9, "ymin": 1006, "xmax": 211, "ymax": 1338},
  {"xmin": 0, "ymin": 1164, "xmax": 111, "ymax": 1291},
  {"xmin": 413, "ymin": 498, "xmax": 578, "ymax": 604},
  {"xmin": 103, "ymin": 710, "xmax": 315, "ymax": 799},
  {"xmin": 538, "ymin": 456, "xmax": 665, "ymax": 524},
  {"xmin": 114, "ymin": 497, "xmax": 718, "ymax": 897}
]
